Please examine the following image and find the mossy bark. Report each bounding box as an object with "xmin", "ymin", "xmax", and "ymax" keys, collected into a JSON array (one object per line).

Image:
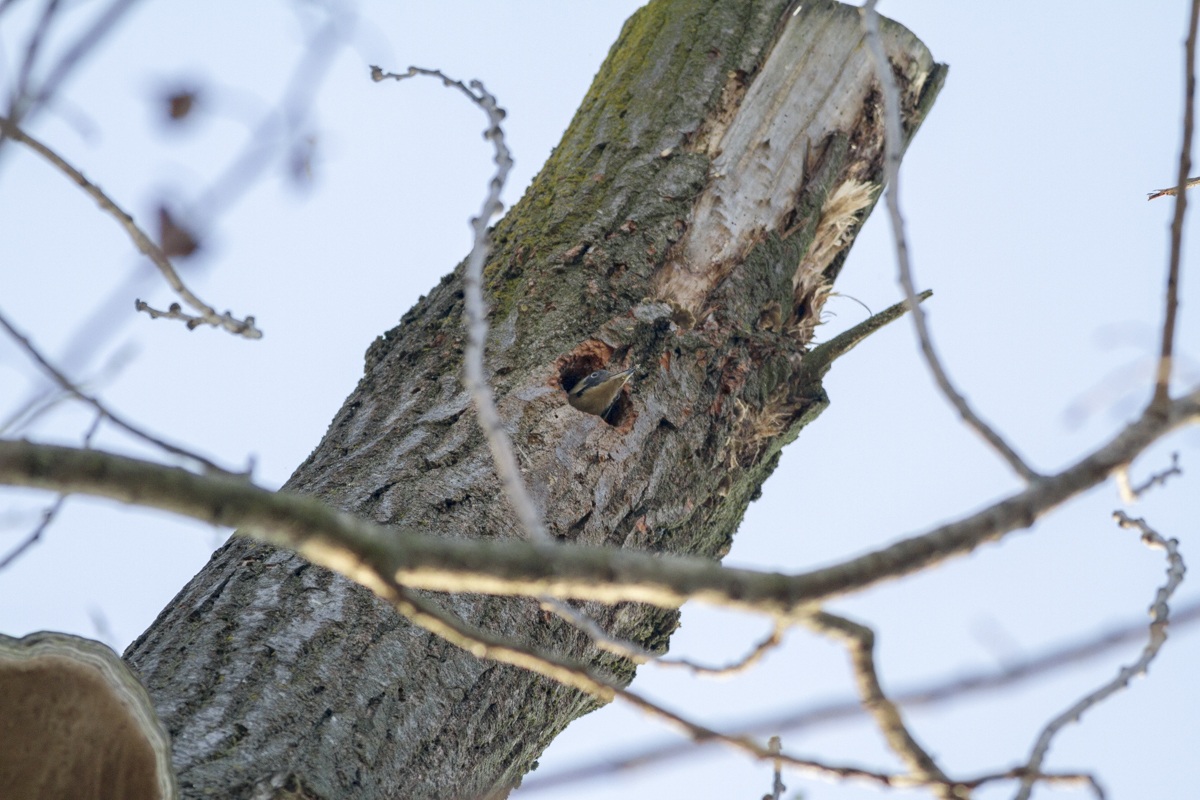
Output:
[{"xmin": 125, "ymin": 1, "xmax": 942, "ymax": 797}]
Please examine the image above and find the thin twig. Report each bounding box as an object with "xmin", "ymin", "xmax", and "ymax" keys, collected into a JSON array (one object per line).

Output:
[
  {"xmin": 798, "ymin": 290, "xmax": 932, "ymax": 382},
  {"xmin": 859, "ymin": 1, "xmax": 1040, "ymax": 483},
  {"xmin": 1115, "ymin": 451, "xmax": 1182, "ymax": 503},
  {"xmin": 803, "ymin": 611, "xmax": 959, "ymax": 798},
  {"xmin": 539, "ymin": 599, "xmax": 660, "ymax": 663},
  {"xmin": 134, "ymin": 299, "xmax": 256, "ymax": 334},
  {"xmin": 379, "ymin": 578, "xmax": 914, "ymax": 790},
  {"xmin": 370, "ymin": 66, "xmax": 657, "ymax": 662},
  {"xmin": 1128, "ymin": 450, "xmax": 1184, "ymax": 495},
  {"xmin": 1, "ymin": 0, "xmax": 139, "ymax": 141},
  {"xmin": 10, "ymin": 0, "xmax": 62, "ymax": 119},
  {"xmin": 0, "ymin": 341, "xmax": 136, "ymax": 436},
  {"xmin": 0, "ymin": 411, "xmax": 100, "ymax": 572},
  {"xmin": 957, "ymin": 768, "xmax": 1106, "ymax": 799},
  {"xmin": 0, "ymin": 494, "xmax": 66, "ymax": 571},
  {"xmin": 0, "ymin": 309, "xmax": 240, "ymax": 475},
  {"xmin": 1147, "ymin": 175, "xmax": 1200, "ymax": 199},
  {"xmin": 1150, "ymin": 0, "xmax": 1200, "ymax": 411},
  {"xmin": 658, "ymin": 620, "xmax": 787, "ymax": 677},
  {"xmin": 1013, "ymin": 512, "xmax": 1186, "ymax": 800},
  {"xmin": 0, "ymin": 115, "xmax": 262, "ymax": 339},
  {"xmin": 520, "ymin": 600, "xmax": 1200, "ymax": 794},
  {"xmin": 190, "ymin": 8, "xmax": 349, "ymax": 221},
  {"xmin": 547, "ymin": 600, "xmax": 789, "ymax": 675},
  {"xmin": 371, "ymin": 66, "xmax": 544, "ymax": 543},
  {"xmin": 22, "ymin": 0, "xmax": 142, "ymax": 117},
  {"xmin": 767, "ymin": 736, "xmax": 786, "ymax": 800}
]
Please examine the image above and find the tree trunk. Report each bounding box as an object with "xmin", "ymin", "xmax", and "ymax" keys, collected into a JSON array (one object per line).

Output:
[{"xmin": 124, "ymin": 1, "xmax": 942, "ymax": 797}]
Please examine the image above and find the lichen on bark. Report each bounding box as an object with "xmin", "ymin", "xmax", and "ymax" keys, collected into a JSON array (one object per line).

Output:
[{"xmin": 124, "ymin": 2, "xmax": 943, "ymax": 797}]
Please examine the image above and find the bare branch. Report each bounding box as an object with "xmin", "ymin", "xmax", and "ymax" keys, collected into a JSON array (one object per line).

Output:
[
  {"xmin": 368, "ymin": 66, "xmax": 656, "ymax": 665},
  {"xmin": 798, "ymin": 290, "xmax": 932, "ymax": 382},
  {"xmin": 19, "ymin": 0, "xmax": 142, "ymax": 118},
  {"xmin": 371, "ymin": 66, "xmax": 546, "ymax": 546},
  {"xmin": 1115, "ymin": 451, "xmax": 1182, "ymax": 503},
  {"xmin": 860, "ymin": 1, "xmax": 1040, "ymax": 483},
  {"xmin": 2, "ymin": 383, "xmax": 1196, "ymax": 620},
  {"xmin": 0, "ymin": 115, "xmax": 262, "ymax": 339},
  {"xmin": 1013, "ymin": 512, "xmax": 1186, "ymax": 800},
  {"xmin": 958, "ymin": 768, "xmax": 1106, "ymax": 799},
  {"xmin": 0, "ymin": 494, "xmax": 66, "ymax": 572},
  {"xmin": 0, "ymin": 342, "xmax": 136, "ymax": 436},
  {"xmin": 1150, "ymin": 0, "xmax": 1200, "ymax": 411},
  {"xmin": 544, "ymin": 599, "xmax": 786, "ymax": 675},
  {"xmin": 1147, "ymin": 175, "xmax": 1200, "ymax": 199},
  {"xmin": 657, "ymin": 620, "xmax": 787, "ymax": 677},
  {"xmin": 1, "ymin": 0, "xmax": 140, "ymax": 146},
  {"xmin": 382, "ymin": 582, "xmax": 615, "ymax": 700},
  {"xmin": 9, "ymin": 0, "xmax": 62, "ymax": 117},
  {"xmin": 379, "ymin": 578, "xmax": 906, "ymax": 790},
  {"xmin": 766, "ymin": 736, "xmax": 786, "ymax": 800},
  {"xmin": 189, "ymin": 9, "xmax": 349, "ymax": 219},
  {"xmin": 0, "ymin": 410, "xmax": 100, "ymax": 571},
  {"xmin": 133, "ymin": 299, "xmax": 257, "ymax": 336},
  {"xmin": 803, "ymin": 611, "xmax": 957, "ymax": 798},
  {"xmin": 538, "ymin": 599, "xmax": 660, "ymax": 663},
  {"xmin": 521, "ymin": 601, "xmax": 1200, "ymax": 794},
  {"xmin": 0, "ymin": 311, "xmax": 241, "ymax": 475},
  {"xmin": 0, "ymin": 399, "xmax": 1191, "ymax": 797}
]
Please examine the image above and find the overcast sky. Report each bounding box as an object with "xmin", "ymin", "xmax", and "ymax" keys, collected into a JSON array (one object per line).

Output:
[{"xmin": 1, "ymin": 2, "xmax": 1198, "ymax": 799}]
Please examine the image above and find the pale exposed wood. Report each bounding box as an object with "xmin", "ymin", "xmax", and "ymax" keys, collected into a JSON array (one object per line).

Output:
[
  {"xmin": 111, "ymin": 2, "xmax": 942, "ymax": 797},
  {"xmin": 656, "ymin": 4, "xmax": 936, "ymax": 317}
]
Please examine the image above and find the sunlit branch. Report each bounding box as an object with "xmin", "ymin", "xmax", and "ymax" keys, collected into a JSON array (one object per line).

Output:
[{"xmin": 2, "ymin": 386, "xmax": 1196, "ymax": 619}]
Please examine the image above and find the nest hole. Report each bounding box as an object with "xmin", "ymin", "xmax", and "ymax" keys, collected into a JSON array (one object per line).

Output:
[{"xmin": 557, "ymin": 358, "xmax": 634, "ymax": 427}]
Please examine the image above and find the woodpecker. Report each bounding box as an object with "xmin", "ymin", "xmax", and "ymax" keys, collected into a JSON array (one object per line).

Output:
[{"xmin": 566, "ymin": 366, "xmax": 636, "ymax": 418}]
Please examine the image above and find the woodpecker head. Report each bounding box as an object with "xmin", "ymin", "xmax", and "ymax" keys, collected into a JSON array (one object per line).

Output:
[{"xmin": 566, "ymin": 366, "xmax": 636, "ymax": 417}]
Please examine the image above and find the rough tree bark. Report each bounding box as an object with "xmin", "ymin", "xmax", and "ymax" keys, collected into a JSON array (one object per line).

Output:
[{"xmin": 123, "ymin": 1, "xmax": 943, "ymax": 797}]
